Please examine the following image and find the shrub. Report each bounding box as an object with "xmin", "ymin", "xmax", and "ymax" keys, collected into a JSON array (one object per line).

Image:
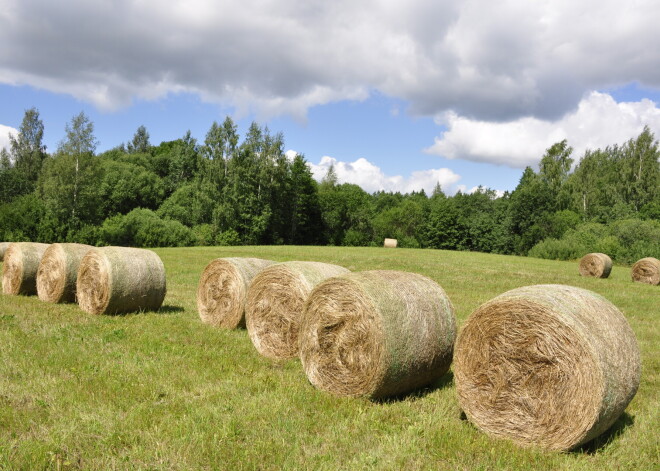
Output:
[{"xmin": 99, "ymin": 208, "xmax": 194, "ymax": 247}]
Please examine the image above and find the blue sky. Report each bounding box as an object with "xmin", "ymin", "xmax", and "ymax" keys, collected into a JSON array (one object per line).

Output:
[{"xmin": 2, "ymin": 1, "xmax": 659, "ymax": 195}]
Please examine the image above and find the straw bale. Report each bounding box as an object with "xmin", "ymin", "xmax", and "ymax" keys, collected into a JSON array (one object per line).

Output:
[
  {"xmin": 579, "ymin": 252, "xmax": 612, "ymax": 278},
  {"xmin": 245, "ymin": 261, "xmax": 350, "ymax": 360},
  {"xmin": 383, "ymin": 238, "xmax": 398, "ymax": 248},
  {"xmin": 197, "ymin": 257, "xmax": 275, "ymax": 328},
  {"xmin": 631, "ymin": 257, "xmax": 660, "ymax": 285},
  {"xmin": 0, "ymin": 242, "xmax": 10, "ymax": 261},
  {"xmin": 36, "ymin": 243, "xmax": 94, "ymax": 303},
  {"xmin": 300, "ymin": 270, "xmax": 456, "ymax": 399},
  {"xmin": 454, "ymin": 284, "xmax": 641, "ymax": 451},
  {"xmin": 76, "ymin": 246, "xmax": 166, "ymax": 315},
  {"xmin": 2, "ymin": 242, "xmax": 50, "ymax": 295}
]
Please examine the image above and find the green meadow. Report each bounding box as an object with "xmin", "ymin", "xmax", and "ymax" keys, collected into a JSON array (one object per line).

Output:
[{"xmin": 0, "ymin": 246, "xmax": 657, "ymax": 470}]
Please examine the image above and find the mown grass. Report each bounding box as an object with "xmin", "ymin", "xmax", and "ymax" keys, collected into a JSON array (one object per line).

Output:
[{"xmin": 0, "ymin": 246, "xmax": 658, "ymax": 470}]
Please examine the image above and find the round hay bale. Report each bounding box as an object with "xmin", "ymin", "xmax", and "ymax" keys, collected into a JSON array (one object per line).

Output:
[
  {"xmin": 300, "ymin": 270, "xmax": 456, "ymax": 399},
  {"xmin": 197, "ymin": 257, "xmax": 276, "ymax": 328},
  {"xmin": 578, "ymin": 252, "xmax": 612, "ymax": 278},
  {"xmin": 36, "ymin": 243, "xmax": 94, "ymax": 303},
  {"xmin": 245, "ymin": 261, "xmax": 350, "ymax": 360},
  {"xmin": 631, "ymin": 257, "xmax": 660, "ymax": 285},
  {"xmin": 0, "ymin": 242, "xmax": 11, "ymax": 261},
  {"xmin": 383, "ymin": 238, "xmax": 398, "ymax": 248},
  {"xmin": 2, "ymin": 242, "xmax": 50, "ymax": 295},
  {"xmin": 454, "ymin": 284, "xmax": 641, "ymax": 451},
  {"xmin": 76, "ymin": 246, "xmax": 166, "ymax": 315}
]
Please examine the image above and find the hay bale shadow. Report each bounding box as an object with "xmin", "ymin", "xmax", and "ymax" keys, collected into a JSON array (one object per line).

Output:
[
  {"xmin": 374, "ymin": 371, "xmax": 454, "ymax": 404},
  {"xmin": 574, "ymin": 412, "xmax": 635, "ymax": 454},
  {"xmin": 158, "ymin": 305, "xmax": 185, "ymax": 314}
]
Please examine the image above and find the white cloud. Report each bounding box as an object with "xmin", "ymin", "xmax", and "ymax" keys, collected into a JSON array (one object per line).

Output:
[
  {"xmin": 0, "ymin": 124, "xmax": 18, "ymax": 154},
  {"xmin": 425, "ymin": 92, "xmax": 660, "ymax": 168},
  {"xmin": 1, "ymin": 1, "xmax": 659, "ymax": 120},
  {"xmin": 307, "ymin": 155, "xmax": 462, "ymax": 195}
]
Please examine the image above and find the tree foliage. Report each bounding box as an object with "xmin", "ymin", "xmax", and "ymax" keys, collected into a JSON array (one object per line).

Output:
[{"xmin": 1, "ymin": 107, "xmax": 657, "ymax": 264}]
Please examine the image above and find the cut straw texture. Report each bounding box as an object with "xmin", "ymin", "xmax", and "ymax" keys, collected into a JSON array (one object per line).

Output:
[
  {"xmin": 454, "ymin": 284, "xmax": 641, "ymax": 451},
  {"xmin": 300, "ymin": 270, "xmax": 456, "ymax": 399},
  {"xmin": 197, "ymin": 257, "xmax": 275, "ymax": 328},
  {"xmin": 383, "ymin": 238, "xmax": 398, "ymax": 248},
  {"xmin": 579, "ymin": 252, "xmax": 612, "ymax": 278},
  {"xmin": 631, "ymin": 257, "xmax": 660, "ymax": 285},
  {"xmin": 2, "ymin": 242, "xmax": 50, "ymax": 295},
  {"xmin": 0, "ymin": 242, "xmax": 10, "ymax": 261},
  {"xmin": 245, "ymin": 261, "xmax": 350, "ymax": 360},
  {"xmin": 76, "ymin": 246, "xmax": 166, "ymax": 315},
  {"xmin": 36, "ymin": 243, "xmax": 94, "ymax": 303}
]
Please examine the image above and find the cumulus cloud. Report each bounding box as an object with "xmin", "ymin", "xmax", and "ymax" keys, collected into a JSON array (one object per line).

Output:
[
  {"xmin": 307, "ymin": 155, "xmax": 462, "ymax": 195},
  {"xmin": 0, "ymin": 124, "xmax": 18, "ymax": 153},
  {"xmin": 0, "ymin": 1, "xmax": 659, "ymax": 119},
  {"xmin": 425, "ymin": 92, "xmax": 660, "ymax": 168}
]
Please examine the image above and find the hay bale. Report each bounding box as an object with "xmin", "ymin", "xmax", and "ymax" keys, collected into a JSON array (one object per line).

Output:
[
  {"xmin": 0, "ymin": 242, "xmax": 11, "ymax": 261},
  {"xmin": 197, "ymin": 257, "xmax": 276, "ymax": 328},
  {"xmin": 36, "ymin": 243, "xmax": 94, "ymax": 303},
  {"xmin": 631, "ymin": 257, "xmax": 660, "ymax": 285},
  {"xmin": 300, "ymin": 270, "xmax": 456, "ymax": 399},
  {"xmin": 2, "ymin": 242, "xmax": 50, "ymax": 295},
  {"xmin": 579, "ymin": 252, "xmax": 612, "ymax": 278},
  {"xmin": 76, "ymin": 246, "xmax": 166, "ymax": 315},
  {"xmin": 383, "ymin": 238, "xmax": 398, "ymax": 248},
  {"xmin": 245, "ymin": 261, "xmax": 350, "ymax": 360},
  {"xmin": 453, "ymin": 284, "xmax": 641, "ymax": 451}
]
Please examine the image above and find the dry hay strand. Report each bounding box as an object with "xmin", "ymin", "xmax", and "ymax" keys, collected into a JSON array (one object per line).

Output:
[
  {"xmin": 383, "ymin": 238, "xmax": 398, "ymax": 248},
  {"xmin": 0, "ymin": 242, "xmax": 11, "ymax": 261},
  {"xmin": 36, "ymin": 243, "xmax": 94, "ymax": 303},
  {"xmin": 245, "ymin": 261, "xmax": 350, "ymax": 360},
  {"xmin": 631, "ymin": 257, "xmax": 660, "ymax": 285},
  {"xmin": 2, "ymin": 242, "xmax": 50, "ymax": 295},
  {"xmin": 300, "ymin": 270, "xmax": 457, "ymax": 399},
  {"xmin": 197, "ymin": 257, "xmax": 276, "ymax": 328},
  {"xmin": 579, "ymin": 252, "xmax": 612, "ymax": 278},
  {"xmin": 453, "ymin": 284, "xmax": 641, "ymax": 451},
  {"xmin": 76, "ymin": 246, "xmax": 166, "ymax": 315}
]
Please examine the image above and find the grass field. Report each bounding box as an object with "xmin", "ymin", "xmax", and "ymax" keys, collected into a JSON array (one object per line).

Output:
[{"xmin": 0, "ymin": 246, "xmax": 658, "ymax": 470}]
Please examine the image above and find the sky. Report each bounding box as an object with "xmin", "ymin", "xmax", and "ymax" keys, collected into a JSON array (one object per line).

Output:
[{"xmin": 1, "ymin": 0, "xmax": 660, "ymax": 195}]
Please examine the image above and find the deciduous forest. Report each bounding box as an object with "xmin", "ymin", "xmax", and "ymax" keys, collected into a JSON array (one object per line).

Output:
[{"xmin": 1, "ymin": 108, "xmax": 658, "ymax": 264}]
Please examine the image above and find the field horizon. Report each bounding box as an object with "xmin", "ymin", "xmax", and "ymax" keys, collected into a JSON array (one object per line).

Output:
[{"xmin": 1, "ymin": 245, "xmax": 657, "ymax": 470}]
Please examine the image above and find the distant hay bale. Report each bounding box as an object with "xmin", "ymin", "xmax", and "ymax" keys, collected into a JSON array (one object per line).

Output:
[
  {"xmin": 197, "ymin": 257, "xmax": 275, "ymax": 328},
  {"xmin": 383, "ymin": 238, "xmax": 398, "ymax": 248},
  {"xmin": 579, "ymin": 253, "xmax": 612, "ymax": 278},
  {"xmin": 454, "ymin": 284, "xmax": 641, "ymax": 451},
  {"xmin": 2, "ymin": 242, "xmax": 50, "ymax": 295},
  {"xmin": 0, "ymin": 242, "xmax": 11, "ymax": 261},
  {"xmin": 631, "ymin": 257, "xmax": 660, "ymax": 285},
  {"xmin": 37, "ymin": 243, "xmax": 94, "ymax": 303},
  {"xmin": 76, "ymin": 246, "xmax": 166, "ymax": 315},
  {"xmin": 300, "ymin": 270, "xmax": 456, "ymax": 399},
  {"xmin": 245, "ymin": 261, "xmax": 350, "ymax": 360}
]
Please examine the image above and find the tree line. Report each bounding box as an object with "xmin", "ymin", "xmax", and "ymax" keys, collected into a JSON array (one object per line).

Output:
[{"xmin": 1, "ymin": 108, "xmax": 658, "ymax": 264}]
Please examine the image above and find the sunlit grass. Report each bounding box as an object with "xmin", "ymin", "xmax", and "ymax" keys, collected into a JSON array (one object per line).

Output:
[{"xmin": 0, "ymin": 246, "xmax": 657, "ymax": 470}]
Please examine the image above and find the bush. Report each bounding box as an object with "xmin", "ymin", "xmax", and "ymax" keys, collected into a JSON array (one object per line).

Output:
[
  {"xmin": 99, "ymin": 208, "xmax": 194, "ymax": 247},
  {"xmin": 528, "ymin": 238, "xmax": 584, "ymax": 261},
  {"xmin": 529, "ymin": 218, "xmax": 660, "ymax": 264},
  {"xmin": 192, "ymin": 224, "xmax": 215, "ymax": 246}
]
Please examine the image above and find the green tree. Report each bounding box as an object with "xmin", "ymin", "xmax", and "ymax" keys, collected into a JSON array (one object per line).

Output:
[
  {"xmin": 288, "ymin": 154, "xmax": 324, "ymax": 244},
  {"xmin": 7, "ymin": 107, "xmax": 47, "ymax": 196},
  {"xmin": 127, "ymin": 125, "xmax": 151, "ymax": 154},
  {"xmin": 39, "ymin": 112, "xmax": 102, "ymax": 233}
]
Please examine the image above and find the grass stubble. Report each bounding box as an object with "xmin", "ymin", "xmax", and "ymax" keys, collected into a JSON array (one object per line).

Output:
[{"xmin": 0, "ymin": 245, "xmax": 657, "ymax": 470}]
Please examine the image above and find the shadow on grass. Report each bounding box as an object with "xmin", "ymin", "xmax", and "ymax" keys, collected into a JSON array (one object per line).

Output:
[
  {"xmin": 454, "ymin": 410, "xmax": 636, "ymax": 453},
  {"xmin": 157, "ymin": 305, "xmax": 185, "ymax": 314},
  {"xmin": 374, "ymin": 371, "xmax": 454, "ymax": 404},
  {"xmin": 574, "ymin": 412, "xmax": 635, "ymax": 455}
]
